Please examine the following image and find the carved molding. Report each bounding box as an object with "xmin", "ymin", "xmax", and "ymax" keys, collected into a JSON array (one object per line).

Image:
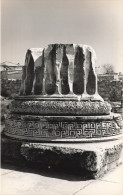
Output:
[
  {"xmin": 10, "ymin": 100, "xmax": 111, "ymax": 115},
  {"xmin": 4, "ymin": 113, "xmax": 123, "ymax": 141}
]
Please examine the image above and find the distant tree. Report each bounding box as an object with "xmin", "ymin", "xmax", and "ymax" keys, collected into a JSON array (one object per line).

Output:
[
  {"xmin": 102, "ymin": 64, "xmax": 114, "ymax": 74},
  {"xmin": 109, "ymin": 89, "xmax": 117, "ymax": 101},
  {"xmin": 95, "ymin": 64, "xmax": 115, "ymax": 74}
]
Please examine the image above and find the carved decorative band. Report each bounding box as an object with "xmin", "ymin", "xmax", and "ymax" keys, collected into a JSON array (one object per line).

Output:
[
  {"xmin": 4, "ymin": 114, "xmax": 122, "ymax": 140},
  {"xmin": 11, "ymin": 100, "xmax": 111, "ymax": 115}
]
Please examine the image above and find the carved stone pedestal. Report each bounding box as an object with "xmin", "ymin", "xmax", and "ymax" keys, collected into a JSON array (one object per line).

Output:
[{"xmin": 2, "ymin": 44, "xmax": 123, "ymax": 178}]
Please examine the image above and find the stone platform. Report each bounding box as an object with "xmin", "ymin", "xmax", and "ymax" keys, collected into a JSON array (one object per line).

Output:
[{"xmin": 1, "ymin": 133, "xmax": 123, "ymax": 179}]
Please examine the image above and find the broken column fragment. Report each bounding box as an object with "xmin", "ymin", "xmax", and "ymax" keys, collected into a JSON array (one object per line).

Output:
[{"xmin": 19, "ymin": 44, "xmax": 101, "ymax": 101}]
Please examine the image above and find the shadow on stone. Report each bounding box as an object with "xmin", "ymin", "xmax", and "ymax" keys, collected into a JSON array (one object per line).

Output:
[{"xmin": 1, "ymin": 161, "xmax": 93, "ymax": 181}]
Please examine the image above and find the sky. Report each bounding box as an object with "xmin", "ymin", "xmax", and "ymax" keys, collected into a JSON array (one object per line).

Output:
[{"xmin": 1, "ymin": 0, "xmax": 123, "ymax": 73}]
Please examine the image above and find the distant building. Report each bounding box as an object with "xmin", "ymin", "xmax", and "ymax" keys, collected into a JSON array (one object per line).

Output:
[
  {"xmin": 98, "ymin": 73, "xmax": 119, "ymax": 81},
  {"xmin": 0, "ymin": 61, "xmax": 23, "ymax": 80}
]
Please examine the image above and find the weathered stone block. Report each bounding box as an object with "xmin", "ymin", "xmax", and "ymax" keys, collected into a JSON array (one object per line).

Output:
[{"xmin": 1, "ymin": 134, "xmax": 123, "ymax": 179}]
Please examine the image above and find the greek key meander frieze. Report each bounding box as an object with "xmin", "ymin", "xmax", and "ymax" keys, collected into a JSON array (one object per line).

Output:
[{"xmin": 5, "ymin": 119, "xmax": 122, "ymax": 139}]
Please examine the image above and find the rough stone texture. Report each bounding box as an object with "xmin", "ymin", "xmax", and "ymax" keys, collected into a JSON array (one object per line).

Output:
[{"xmin": 1, "ymin": 134, "xmax": 123, "ymax": 179}]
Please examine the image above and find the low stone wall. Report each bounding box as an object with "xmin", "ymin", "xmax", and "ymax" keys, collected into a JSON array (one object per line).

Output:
[{"xmin": 1, "ymin": 79, "xmax": 123, "ymax": 101}]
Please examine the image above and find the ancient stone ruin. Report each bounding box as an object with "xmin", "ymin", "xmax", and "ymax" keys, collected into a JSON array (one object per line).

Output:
[{"xmin": 3, "ymin": 44, "xmax": 123, "ymax": 178}]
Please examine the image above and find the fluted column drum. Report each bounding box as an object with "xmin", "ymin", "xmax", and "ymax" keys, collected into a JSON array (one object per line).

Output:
[{"xmin": 19, "ymin": 44, "xmax": 101, "ymax": 99}]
